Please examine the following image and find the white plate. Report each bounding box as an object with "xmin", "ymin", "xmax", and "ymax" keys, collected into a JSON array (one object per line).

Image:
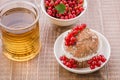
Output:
[{"xmin": 54, "ymin": 29, "xmax": 111, "ymax": 74}]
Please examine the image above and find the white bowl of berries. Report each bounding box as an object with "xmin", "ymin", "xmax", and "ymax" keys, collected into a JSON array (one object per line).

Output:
[
  {"xmin": 54, "ymin": 24, "xmax": 111, "ymax": 74},
  {"xmin": 41, "ymin": 0, "xmax": 87, "ymax": 26}
]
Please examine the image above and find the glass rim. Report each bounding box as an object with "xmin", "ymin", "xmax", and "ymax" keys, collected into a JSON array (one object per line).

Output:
[{"xmin": 0, "ymin": 1, "xmax": 39, "ymax": 31}]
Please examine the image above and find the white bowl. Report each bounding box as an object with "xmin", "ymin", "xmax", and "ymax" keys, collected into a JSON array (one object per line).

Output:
[
  {"xmin": 54, "ymin": 29, "xmax": 111, "ymax": 74},
  {"xmin": 41, "ymin": 0, "xmax": 87, "ymax": 26}
]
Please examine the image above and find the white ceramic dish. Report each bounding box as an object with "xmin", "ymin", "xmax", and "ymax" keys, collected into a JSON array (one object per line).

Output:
[
  {"xmin": 40, "ymin": 0, "xmax": 87, "ymax": 26},
  {"xmin": 54, "ymin": 29, "xmax": 111, "ymax": 74}
]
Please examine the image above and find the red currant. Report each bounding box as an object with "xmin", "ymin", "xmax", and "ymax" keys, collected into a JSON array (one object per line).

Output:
[
  {"xmin": 90, "ymin": 65, "xmax": 95, "ymax": 69},
  {"xmin": 87, "ymin": 59, "xmax": 93, "ymax": 64},
  {"xmin": 69, "ymin": 58, "xmax": 75, "ymax": 65},
  {"xmin": 73, "ymin": 64, "xmax": 77, "ymax": 68},
  {"xmin": 70, "ymin": 37, "xmax": 76, "ymax": 42},
  {"xmin": 96, "ymin": 61, "xmax": 101, "ymax": 67}
]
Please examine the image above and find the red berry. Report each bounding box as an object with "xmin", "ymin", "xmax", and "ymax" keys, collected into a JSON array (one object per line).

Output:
[
  {"xmin": 48, "ymin": 7, "xmax": 52, "ymax": 10},
  {"xmin": 68, "ymin": 14, "xmax": 73, "ymax": 19},
  {"xmin": 69, "ymin": 58, "xmax": 75, "ymax": 65},
  {"xmin": 92, "ymin": 56, "xmax": 98, "ymax": 61},
  {"xmin": 65, "ymin": 4, "xmax": 69, "ymax": 7},
  {"xmin": 71, "ymin": 30, "xmax": 78, "ymax": 36},
  {"xmin": 101, "ymin": 58, "xmax": 106, "ymax": 62},
  {"xmin": 62, "ymin": 56, "xmax": 68, "ymax": 61},
  {"xmin": 90, "ymin": 65, "xmax": 95, "ymax": 69},
  {"xmin": 76, "ymin": 9, "xmax": 80, "ymax": 15},
  {"xmin": 66, "ymin": 62, "xmax": 72, "ymax": 68},
  {"xmin": 97, "ymin": 55, "xmax": 102, "ymax": 60},
  {"xmin": 79, "ymin": 7, "xmax": 84, "ymax": 12},
  {"xmin": 65, "ymin": 36, "xmax": 70, "ymax": 42},
  {"xmin": 68, "ymin": 32, "xmax": 73, "ymax": 38},
  {"xmin": 62, "ymin": 0, "xmax": 67, "ymax": 4},
  {"xmin": 49, "ymin": 2, "xmax": 54, "ymax": 7},
  {"xmin": 66, "ymin": 7, "xmax": 69, "ymax": 11},
  {"xmin": 60, "ymin": 56, "xmax": 63, "ymax": 61},
  {"xmin": 47, "ymin": 10, "xmax": 52, "ymax": 16},
  {"xmin": 91, "ymin": 61, "xmax": 97, "ymax": 66},
  {"xmin": 73, "ymin": 64, "xmax": 77, "ymax": 68},
  {"xmin": 65, "ymin": 41, "xmax": 70, "ymax": 46},
  {"xmin": 79, "ymin": 0, "xmax": 83, "ymax": 4},
  {"xmin": 63, "ymin": 60, "xmax": 67, "ymax": 65},
  {"xmin": 73, "ymin": 14, "xmax": 76, "ymax": 18},
  {"xmin": 65, "ymin": 16, "xmax": 69, "ymax": 19},
  {"xmin": 60, "ymin": 16, "xmax": 65, "ymax": 19},
  {"xmin": 45, "ymin": 1, "xmax": 49, "ymax": 6},
  {"xmin": 72, "ymin": 26, "xmax": 79, "ymax": 31},
  {"xmin": 99, "ymin": 55, "xmax": 104, "ymax": 58},
  {"xmin": 55, "ymin": 1, "xmax": 59, "ymax": 6},
  {"xmin": 87, "ymin": 59, "xmax": 93, "ymax": 64},
  {"xmin": 78, "ymin": 24, "xmax": 86, "ymax": 31},
  {"xmin": 99, "ymin": 55, "xmax": 106, "ymax": 62},
  {"xmin": 70, "ymin": 37, "xmax": 77, "ymax": 42},
  {"xmin": 69, "ymin": 41, "xmax": 74, "ymax": 45},
  {"xmin": 69, "ymin": 7, "xmax": 72, "ymax": 11},
  {"xmin": 71, "ymin": 11, "xmax": 76, "ymax": 14},
  {"xmin": 96, "ymin": 61, "xmax": 101, "ymax": 67}
]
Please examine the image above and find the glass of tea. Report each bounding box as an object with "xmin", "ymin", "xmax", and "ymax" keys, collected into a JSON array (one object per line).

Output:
[{"xmin": 0, "ymin": 1, "xmax": 41, "ymax": 61}]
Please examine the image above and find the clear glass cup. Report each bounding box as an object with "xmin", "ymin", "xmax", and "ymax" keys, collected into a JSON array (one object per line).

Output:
[{"xmin": 0, "ymin": 1, "xmax": 41, "ymax": 61}]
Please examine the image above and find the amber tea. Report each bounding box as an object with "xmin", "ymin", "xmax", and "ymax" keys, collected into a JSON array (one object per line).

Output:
[{"xmin": 0, "ymin": 1, "xmax": 41, "ymax": 61}]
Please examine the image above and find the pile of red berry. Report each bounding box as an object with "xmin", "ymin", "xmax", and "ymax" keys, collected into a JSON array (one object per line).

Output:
[
  {"xmin": 87, "ymin": 55, "xmax": 107, "ymax": 69},
  {"xmin": 60, "ymin": 55, "xmax": 78, "ymax": 68},
  {"xmin": 45, "ymin": 0, "xmax": 84, "ymax": 19},
  {"xmin": 65, "ymin": 24, "xmax": 86, "ymax": 46}
]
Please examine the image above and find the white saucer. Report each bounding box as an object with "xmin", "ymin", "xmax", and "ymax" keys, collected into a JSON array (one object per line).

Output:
[{"xmin": 54, "ymin": 29, "xmax": 111, "ymax": 74}]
